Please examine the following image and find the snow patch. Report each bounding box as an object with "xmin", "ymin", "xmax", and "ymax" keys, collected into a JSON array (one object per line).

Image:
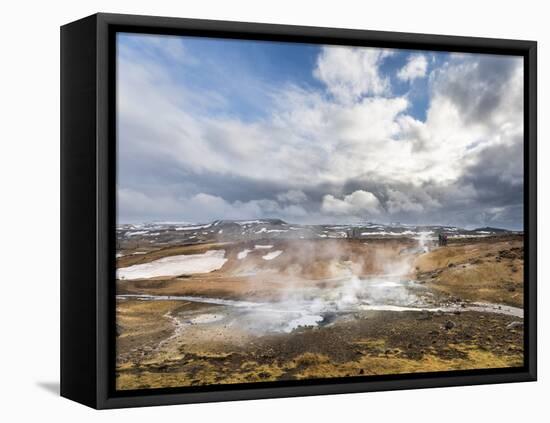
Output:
[
  {"xmin": 262, "ymin": 250, "xmax": 283, "ymax": 261},
  {"xmin": 254, "ymin": 244, "xmax": 273, "ymax": 250},
  {"xmin": 237, "ymin": 249, "xmax": 252, "ymax": 260},
  {"xmin": 126, "ymin": 231, "xmax": 148, "ymax": 237},
  {"xmin": 175, "ymin": 224, "xmax": 212, "ymax": 231},
  {"xmin": 236, "ymin": 220, "xmax": 265, "ymax": 226},
  {"xmin": 117, "ymin": 250, "xmax": 227, "ymax": 280}
]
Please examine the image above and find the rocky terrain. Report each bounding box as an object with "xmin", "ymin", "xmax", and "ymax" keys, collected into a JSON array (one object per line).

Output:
[
  {"xmin": 115, "ymin": 220, "xmax": 524, "ymax": 390},
  {"xmin": 116, "ymin": 219, "xmax": 517, "ymax": 252}
]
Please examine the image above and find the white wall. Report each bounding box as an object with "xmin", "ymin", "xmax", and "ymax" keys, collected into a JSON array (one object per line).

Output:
[{"xmin": 1, "ymin": 0, "xmax": 546, "ymax": 421}]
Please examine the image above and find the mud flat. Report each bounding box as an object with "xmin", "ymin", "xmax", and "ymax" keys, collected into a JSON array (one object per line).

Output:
[{"xmin": 115, "ymin": 235, "xmax": 524, "ymax": 390}]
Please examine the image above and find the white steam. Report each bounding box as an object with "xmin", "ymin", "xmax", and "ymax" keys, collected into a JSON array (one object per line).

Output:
[{"xmin": 122, "ymin": 237, "xmax": 438, "ymax": 336}]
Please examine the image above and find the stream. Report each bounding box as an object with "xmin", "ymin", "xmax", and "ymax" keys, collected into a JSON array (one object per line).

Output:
[{"xmin": 117, "ymin": 275, "xmax": 523, "ymax": 334}]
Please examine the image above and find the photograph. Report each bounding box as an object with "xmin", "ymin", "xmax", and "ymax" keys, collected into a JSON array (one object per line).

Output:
[{"xmin": 114, "ymin": 32, "xmax": 525, "ymax": 391}]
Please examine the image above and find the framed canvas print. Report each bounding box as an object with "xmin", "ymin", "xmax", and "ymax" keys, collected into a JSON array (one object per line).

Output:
[{"xmin": 60, "ymin": 13, "xmax": 537, "ymax": 409}]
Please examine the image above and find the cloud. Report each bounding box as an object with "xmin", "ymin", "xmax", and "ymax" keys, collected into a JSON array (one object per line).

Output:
[
  {"xmin": 117, "ymin": 36, "xmax": 524, "ymax": 229},
  {"xmin": 321, "ymin": 190, "xmax": 381, "ymax": 216},
  {"xmin": 276, "ymin": 190, "xmax": 308, "ymax": 203},
  {"xmin": 386, "ymin": 189, "xmax": 425, "ymax": 214},
  {"xmin": 397, "ymin": 54, "xmax": 428, "ymax": 82},
  {"xmin": 314, "ymin": 46, "xmax": 394, "ymax": 103},
  {"xmin": 118, "ymin": 33, "xmax": 197, "ymax": 69},
  {"xmin": 429, "ymin": 54, "xmax": 523, "ymax": 128},
  {"xmin": 118, "ymin": 188, "xmax": 309, "ymax": 223}
]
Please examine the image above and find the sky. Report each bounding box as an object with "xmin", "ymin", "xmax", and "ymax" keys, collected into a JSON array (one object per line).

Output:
[{"xmin": 116, "ymin": 33, "xmax": 524, "ymax": 230}]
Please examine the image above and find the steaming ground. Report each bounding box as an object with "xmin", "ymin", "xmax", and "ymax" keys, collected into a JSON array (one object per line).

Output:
[{"xmin": 115, "ymin": 224, "xmax": 524, "ymax": 390}]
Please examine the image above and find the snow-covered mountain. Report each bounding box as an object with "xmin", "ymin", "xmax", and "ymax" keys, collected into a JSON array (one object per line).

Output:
[{"xmin": 117, "ymin": 219, "xmax": 520, "ymax": 247}]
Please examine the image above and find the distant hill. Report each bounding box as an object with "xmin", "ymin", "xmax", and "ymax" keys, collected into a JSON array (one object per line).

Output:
[
  {"xmin": 116, "ymin": 219, "xmax": 518, "ymax": 248},
  {"xmin": 472, "ymin": 226, "xmax": 510, "ymax": 233}
]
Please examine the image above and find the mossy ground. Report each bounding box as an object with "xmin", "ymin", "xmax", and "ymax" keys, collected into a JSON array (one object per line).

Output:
[{"xmin": 116, "ymin": 236, "xmax": 524, "ymax": 390}]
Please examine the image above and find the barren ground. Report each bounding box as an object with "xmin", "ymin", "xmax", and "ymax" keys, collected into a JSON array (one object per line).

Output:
[{"xmin": 116, "ymin": 235, "xmax": 524, "ymax": 390}]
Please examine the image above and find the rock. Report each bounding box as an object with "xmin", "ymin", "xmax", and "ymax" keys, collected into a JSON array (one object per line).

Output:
[
  {"xmin": 417, "ymin": 312, "xmax": 432, "ymax": 320},
  {"xmin": 359, "ymin": 369, "xmax": 365, "ymax": 375},
  {"xmin": 499, "ymin": 249, "xmax": 522, "ymax": 260},
  {"xmin": 444, "ymin": 320, "xmax": 455, "ymax": 330},
  {"xmin": 506, "ymin": 321, "xmax": 523, "ymax": 330},
  {"xmin": 448, "ymin": 263, "xmax": 455, "ymax": 268}
]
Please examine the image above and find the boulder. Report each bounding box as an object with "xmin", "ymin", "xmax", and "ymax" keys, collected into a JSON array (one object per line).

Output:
[
  {"xmin": 444, "ymin": 320, "xmax": 455, "ymax": 330},
  {"xmin": 506, "ymin": 321, "xmax": 523, "ymax": 330}
]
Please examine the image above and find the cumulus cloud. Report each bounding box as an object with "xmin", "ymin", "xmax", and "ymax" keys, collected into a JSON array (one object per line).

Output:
[
  {"xmin": 397, "ymin": 54, "xmax": 428, "ymax": 82},
  {"xmin": 429, "ymin": 54, "xmax": 523, "ymax": 128},
  {"xmin": 276, "ymin": 190, "xmax": 308, "ymax": 203},
  {"xmin": 321, "ymin": 190, "xmax": 381, "ymax": 216},
  {"xmin": 117, "ymin": 35, "xmax": 524, "ymax": 229},
  {"xmin": 314, "ymin": 46, "xmax": 394, "ymax": 103},
  {"xmin": 118, "ymin": 188, "xmax": 308, "ymax": 223},
  {"xmin": 386, "ymin": 189, "xmax": 424, "ymax": 214}
]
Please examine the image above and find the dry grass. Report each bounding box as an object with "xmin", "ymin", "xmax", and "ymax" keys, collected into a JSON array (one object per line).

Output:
[
  {"xmin": 115, "ymin": 236, "xmax": 524, "ymax": 391},
  {"xmin": 116, "ymin": 342, "xmax": 522, "ymax": 390},
  {"xmin": 290, "ymin": 344, "xmax": 522, "ymax": 380},
  {"xmin": 414, "ymin": 238, "xmax": 524, "ymax": 307}
]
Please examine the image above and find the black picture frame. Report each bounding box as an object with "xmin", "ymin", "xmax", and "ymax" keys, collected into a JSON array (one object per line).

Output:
[{"xmin": 60, "ymin": 12, "xmax": 537, "ymax": 409}]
